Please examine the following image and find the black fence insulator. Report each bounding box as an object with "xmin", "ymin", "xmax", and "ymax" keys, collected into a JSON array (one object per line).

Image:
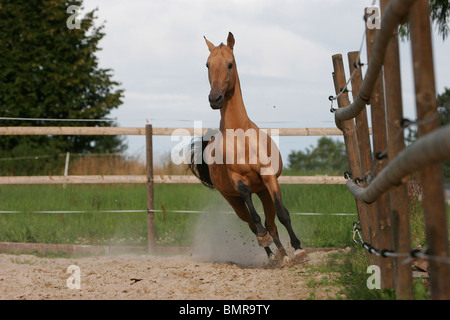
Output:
[
  {"xmin": 375, "ymin": 151, "xmax": 388, "ymax": 160},
  {"xmin": 400, "ymin": 118, "xmax": 412, "ymax": 128},
  {"xmin": 381, "ymin": 249, "xmax": 394, "ymax": 258},
  {"xmin": 410, "ymin": 248, "xmax": 422, "ymax": 258}
]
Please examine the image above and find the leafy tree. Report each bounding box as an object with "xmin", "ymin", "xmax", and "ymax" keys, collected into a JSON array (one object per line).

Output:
[
  {"xmin": 437, "ymin": 88, "xmax": 450, "ymax": 183},
  {"xmin": 404, "ymin": 88, "xmax": 450, "ymax": 183},
  {"xmin": 430, "ymin": 0, "xmax": 450, "ymax": 40},
  {"xmin": 437, "ymin": 87, "xmax": 450, "ymax": 126},
  {"xmin": 288, "ymin": 137, "xmax": 349, "ymax": 175},
  {"xmin": 399, "ymin": 0, "xmax": 450, "ymax": 41},
  {"xmin": 0, "ymin": 0, "xmax": 124, "ymax": 175}
]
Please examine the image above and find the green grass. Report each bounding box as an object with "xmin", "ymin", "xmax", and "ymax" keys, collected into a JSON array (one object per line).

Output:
[
  {"xmin": 299, "ymin": 248, "xmax": 431, "ymax": 300},
  {"xmin": 0, "ymin": 184, "xmax": 358, "ymax": 248},
  {"xmin": 0, "ymin": 183, "xmax": 445, "ymax": 300}
]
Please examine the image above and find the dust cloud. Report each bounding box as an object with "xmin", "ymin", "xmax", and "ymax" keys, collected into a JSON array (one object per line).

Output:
[
  {"xmin": 192, "ymin": 209, "xmax": 267, "ymax": 266},
  {"xmin": 190, "ymin": 199, "xmax": 289, "ymax": 267}
]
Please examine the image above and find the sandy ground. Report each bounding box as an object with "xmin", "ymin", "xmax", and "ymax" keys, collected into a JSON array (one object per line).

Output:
[
  {"xmin": 0, "ymin": 211, "xmax": 350, "ymax": 300},
  {"xmin": 0, "ymin": 248, "xmax": 346, "ymax": 300}
]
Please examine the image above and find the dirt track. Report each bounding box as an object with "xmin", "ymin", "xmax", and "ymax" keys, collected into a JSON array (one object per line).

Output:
[
  {"xmin": 0, "ymin": 248, "xmax": 346, "ymax": 300},
  {"xmin": 0, "ymin": 212, "xmax": 348, "ymax": 300}
]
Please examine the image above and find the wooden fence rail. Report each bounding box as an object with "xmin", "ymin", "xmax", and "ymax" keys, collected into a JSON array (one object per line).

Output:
[
  {"xmin": 0, "ymin": 126, "xmax": 345, "ymax": 136},
  {"xmin": 0, "ymin": 175, "xmax": 346, "ymax": 185},
  {"xmin": 331, "ymin": 0, "xmax": 449, "ymax": 299}
]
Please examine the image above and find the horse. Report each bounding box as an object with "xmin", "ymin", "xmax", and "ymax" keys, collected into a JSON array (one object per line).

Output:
[{"xmin": 189, "ymin": 32, "xmax": 308, "ymax": 264}]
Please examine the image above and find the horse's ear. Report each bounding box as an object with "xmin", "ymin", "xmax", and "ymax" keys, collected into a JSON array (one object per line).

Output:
[
  {"xmin": 204, "ymin": 36, "xmax": 215, "ymax": 52},
  {"xmin": 227, "ymin": 32, "xmax": 235, "ymax": 50}
]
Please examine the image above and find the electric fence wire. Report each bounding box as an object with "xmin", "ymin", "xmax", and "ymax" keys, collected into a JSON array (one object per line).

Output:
[{"xmin": 351, "ymin": 220, "xmax": 450, "ymax": 265}]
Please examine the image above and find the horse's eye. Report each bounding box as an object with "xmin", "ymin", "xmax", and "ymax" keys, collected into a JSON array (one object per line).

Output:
[
  {"xmin": 206, "ymin": 63, "xmax": 209, "ymax": 69},
  {"xmin": 228, "ymin": 62, "xmax": 233, "ymax": 69}
]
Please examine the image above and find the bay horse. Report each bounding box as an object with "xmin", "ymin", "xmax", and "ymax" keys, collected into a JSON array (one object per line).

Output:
[{"xmin": 189, "ymin": 32, "xmax": 308, "ymax": 264}]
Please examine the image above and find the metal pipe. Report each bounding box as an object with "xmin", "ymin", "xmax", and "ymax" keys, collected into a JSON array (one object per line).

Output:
[
  {"xmin": 346, "ymin": 124, "xmax": 450, "ymax": 204},
  {"xmin": 334, "ymin": 0, "xmax": 417, "ymax": 123}
]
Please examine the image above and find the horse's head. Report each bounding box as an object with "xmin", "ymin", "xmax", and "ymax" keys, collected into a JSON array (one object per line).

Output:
[{"xmin": 204, "ymin": 32, "xmax": 237, "ymax": 110}]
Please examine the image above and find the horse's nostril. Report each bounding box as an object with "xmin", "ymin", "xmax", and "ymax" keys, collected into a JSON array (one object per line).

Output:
[{"xmin": 209, "ymin": 94, "xmax": 223, "ymax": 103}]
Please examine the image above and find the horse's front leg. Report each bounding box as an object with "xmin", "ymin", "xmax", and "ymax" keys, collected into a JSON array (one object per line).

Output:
[
  {"xmin": 257, "ymin": 189, "xmax": 288, "ymax": 259},
  {"xmin": 261, "ymin": 175, "xmax": 309, "ymax": 264},
  {"xmin": 222, "ymin": 194, "xmax": 275, "ymax": 260},
  {"xmin": 237, "ymin": 180, "xmax": 273, "ymax": 247},
  {"xmin": 228, "ymin": 171, "xmax": 273, "ymax": 247}
]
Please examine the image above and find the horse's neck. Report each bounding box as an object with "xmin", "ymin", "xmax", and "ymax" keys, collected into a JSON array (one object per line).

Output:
[{"xmin": 219, "ymin": 75, "xmax": 251, "ymax": 131}]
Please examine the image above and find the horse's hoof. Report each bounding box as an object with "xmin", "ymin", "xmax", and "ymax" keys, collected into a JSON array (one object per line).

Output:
[
  {"xmin": 293, "ymin": 249, "xmax": 309, "ymax": 264},
  {"xmin": 267, "ymin": 252, "xmax": 289, "ymax": 267},
  {"xmin": 268, "ymin": 253, "xmax": 276, "ymax": 263},
  {"xmin": 280, "ymin": 255, "xmax": 291, "ymax": 267},
  {"xmin": 257, "ymin": 233, "xmax": 273, "ymax": 247}
]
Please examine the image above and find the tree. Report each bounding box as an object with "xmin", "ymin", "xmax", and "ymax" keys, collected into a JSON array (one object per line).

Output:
[
  {"xmin": 0, "ymin": 0, "xmax": 124, "ymax": 175},
  {"xmin": 430, "ymin": 0, "xmax": 450, "ymax": 40},
  {"xmin": 399, "ymin": 0, "xmax": 450, "ymax": 41},
  {"xmin": 437, "ymin": 88, "xmax": 450, "ymax": 183},
  {"xmin": 405, "ymin": 88, "xmax": 450, "ymax": 183},
  {"xmin": 288, "ymin": 137, "xmax": 349, "ymax": 175},
  {"xmin": 437, "ymin": 87, "xmax": 450, "ymax": 126}
]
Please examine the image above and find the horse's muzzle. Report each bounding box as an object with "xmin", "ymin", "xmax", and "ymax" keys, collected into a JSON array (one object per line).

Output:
[{"xmin": 209, "ymin": 93, "xmax": 224, "ymax": 110}]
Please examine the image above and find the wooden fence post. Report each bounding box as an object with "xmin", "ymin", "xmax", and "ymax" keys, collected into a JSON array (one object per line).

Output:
[
  {"xmin": 146, "ymin": 124, "xmax": 156, "ymax": 253},
  {"xmin": 347, "ymin": 51, "xmax": 377, "ymax": 256},
  {"xmin": 331, "ymin": 54, "xmax": 371, "ymax": 258},
  {"xmin": 365, "ymin": 13, "xmax": 394, "ymax": 289},
  {"xmin": 409, "ymin": 0, "xmax": 450, "ymax": 300},
  {"xmin": 380, "ymin": 0, "xmax": 414, "ymax": 300}
]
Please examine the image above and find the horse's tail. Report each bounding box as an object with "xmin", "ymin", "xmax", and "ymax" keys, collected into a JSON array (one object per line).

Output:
[{"xmin": 187, "ymin": 130, "xmax": 217, "ymax": 189}]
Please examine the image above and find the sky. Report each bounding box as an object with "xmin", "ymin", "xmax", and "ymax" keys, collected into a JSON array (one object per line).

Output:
[{"xmin": 81, "ymin": 0, "xmax": 450, "ymax": 167}]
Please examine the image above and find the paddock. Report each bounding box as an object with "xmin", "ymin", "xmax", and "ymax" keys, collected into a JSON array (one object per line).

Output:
[
  {"xmin": 0, "ymin": 248, "xmax": 346, "ymax": 300},
  {"xmin": 0, "ymin": 124, "xmax": 360, "ymax": 300},
  {"xmin": 0, "ymin": 0, "xmax": 449, "ymax": 300}
]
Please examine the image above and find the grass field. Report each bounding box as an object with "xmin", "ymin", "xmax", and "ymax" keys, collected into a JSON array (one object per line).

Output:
[
  {"xmin": 0, "ymin": 183, "xmax": 358, "ymax": 248},
  {"xmin": 1, "ymin": 182, "xmax": 447, "ymax": 300}
]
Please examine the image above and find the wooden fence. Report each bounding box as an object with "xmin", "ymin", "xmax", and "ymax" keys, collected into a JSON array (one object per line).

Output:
[
  {"xmin": 0, "ymin": 126, "xmax": 344, "ymax": 136},
  {"xmin": 0, "ymin": 174, "xmax": 346, "ymax": 185},
  {"xmin": 331, "ymin": 0, "xmax": 449, "ymax": 299},
  {"xmin": 0, "ymin": 125, "xmax": 347, "ymax": 252}
]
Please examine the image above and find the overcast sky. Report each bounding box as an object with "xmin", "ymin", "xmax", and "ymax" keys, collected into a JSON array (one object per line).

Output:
[{"xmin": 82, "ymin": 0, "xmax": 450, "ymax": 166}]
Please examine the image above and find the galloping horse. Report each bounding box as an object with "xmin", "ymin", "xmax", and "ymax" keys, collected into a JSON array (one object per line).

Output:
[{"xmin": 189, "ymin": 32, "xmax": 308, "ymax": 264}]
